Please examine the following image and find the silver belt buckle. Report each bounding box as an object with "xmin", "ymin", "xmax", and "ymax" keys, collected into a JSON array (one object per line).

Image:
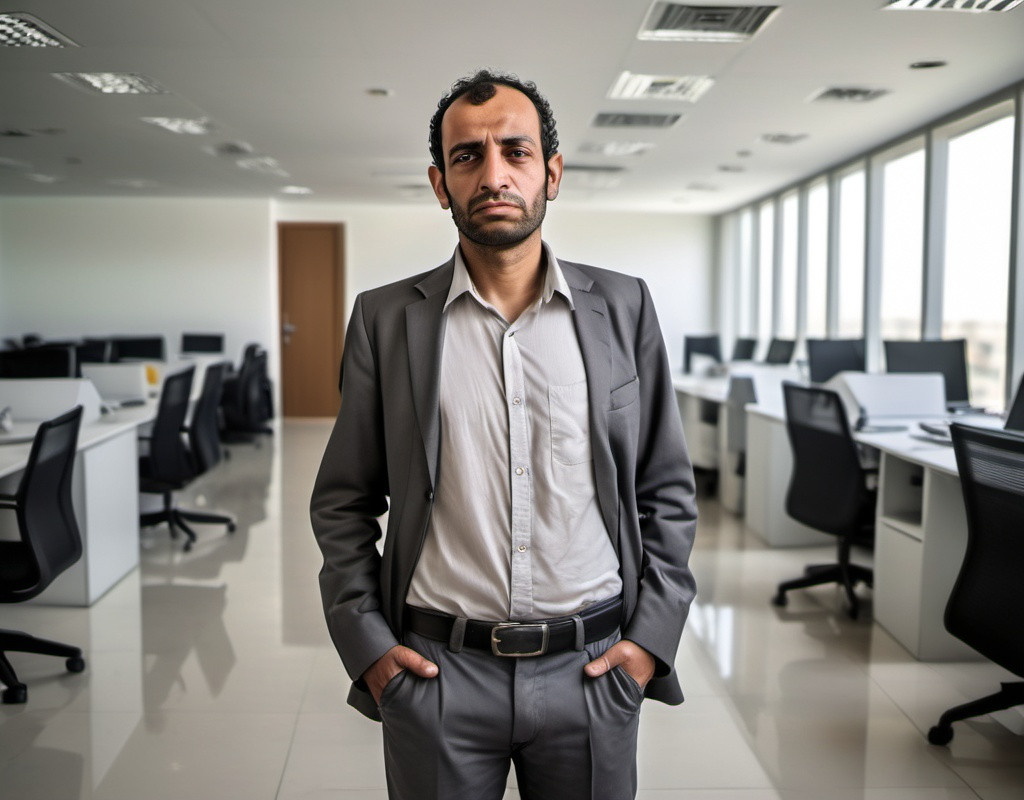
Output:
[{"xmin": 490, "ymin": 622, "xmax": 550, "ymax": 657}]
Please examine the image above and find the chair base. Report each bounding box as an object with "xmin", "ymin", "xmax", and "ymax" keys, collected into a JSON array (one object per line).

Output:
[
  {"xmin": 772, "ymin": 562, "xmax": 873, "ymax": 619},
  {"xmin": 141, "ymin": 492, "xmax": 236, "ymax": 552},
  {"xmin": 1, "ymin": 629, "xmax": 86, "ymax": 704},
  {"xmin": 928, "ymin": 681, "xmax": 1024, "ymax": 746}
]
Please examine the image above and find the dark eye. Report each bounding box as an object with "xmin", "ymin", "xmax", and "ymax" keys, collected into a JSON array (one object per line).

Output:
[{"xmin": 510, "ymin": 149, "xmax": 528, "ymax": 158}]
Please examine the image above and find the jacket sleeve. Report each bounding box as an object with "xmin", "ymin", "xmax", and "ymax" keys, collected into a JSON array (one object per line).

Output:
[
  {"xmin": 310, "ymin": 293, "xmax": 400, "ymax": 688},
  {"xmin": 622, "ymin": 279, "xmax": 698, "ymax": 688}
]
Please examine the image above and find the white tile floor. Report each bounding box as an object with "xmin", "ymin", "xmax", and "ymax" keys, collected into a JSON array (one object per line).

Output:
[{"xmin": 1, "ymin": 418, "xmax": 1021, "ymax": 798}]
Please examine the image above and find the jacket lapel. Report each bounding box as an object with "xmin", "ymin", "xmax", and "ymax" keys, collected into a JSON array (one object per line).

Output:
[{"xmin": 407, "ymin": 259, "xmax": 454, "ymax": 488}]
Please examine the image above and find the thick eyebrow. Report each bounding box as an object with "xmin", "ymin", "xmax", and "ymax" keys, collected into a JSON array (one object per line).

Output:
[{"xmin": 447, "ymin": 135, "xmax": 538, "ymax": 160}]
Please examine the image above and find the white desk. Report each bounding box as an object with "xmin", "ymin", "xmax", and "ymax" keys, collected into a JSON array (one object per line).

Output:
[
  {"xmin": 857, "ymin": 419, "xmax": 1003, "ymax": 661},
  {"xmin": 1, "ymin": 400, "xmax": 157, "ymax": 607},
  {"xmin": 673, "ymin": 373, "xmax": 729, "ymax": 473}
]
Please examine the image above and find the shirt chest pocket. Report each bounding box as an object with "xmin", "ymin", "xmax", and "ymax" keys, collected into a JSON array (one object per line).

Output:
[{"xmin": 548, "ymin": 380, "xmax": 592, "ymax": 466}]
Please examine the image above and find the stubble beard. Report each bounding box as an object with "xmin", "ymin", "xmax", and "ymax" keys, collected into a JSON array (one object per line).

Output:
[{"xmin": 445, "ymin": 186, "xmax": 548, "ymax": 247}]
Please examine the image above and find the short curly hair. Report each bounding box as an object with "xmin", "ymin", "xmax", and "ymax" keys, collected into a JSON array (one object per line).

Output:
[{"xmin": 429, "ymin": 69, "xmax": 559, "ymax": 173}]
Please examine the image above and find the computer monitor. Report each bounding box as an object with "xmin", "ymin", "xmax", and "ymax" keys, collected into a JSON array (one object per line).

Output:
[
  {"xmin": 181, "ymin": 333, "xmax": 225, "ymax": 354},
  {"xmin": 883, "ymin": 338, "xmax": 970, "ymax": 407},
  {"xmin": 806, "ymin": 338, "xmax": 865, "ymax": 384},
  {"xmin": 683, "ymin": 334, "xmax": 722, "ymax": 374},
  {"xmin": 0, "ymin": 345, "xmax": 76, "ymax": 378},
  {"xmin": 764, "ymin": 338, "xmax": 795, "ymax": 365},
  {"xmin": 1004, "ymin": 372, "xmax": 1024, "ymax": 433},
  {"xmin": 110, "ymin": 335, "xmax": 166, "ymax": 361},
  {"xmin": 731, "ymin": 337, "xmax": 757, "ymax": 361}
]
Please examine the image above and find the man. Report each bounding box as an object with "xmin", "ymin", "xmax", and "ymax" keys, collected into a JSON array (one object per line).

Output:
[{"xmin": 310, "ymin": 69, "xmax": 697, "ymax": 800}]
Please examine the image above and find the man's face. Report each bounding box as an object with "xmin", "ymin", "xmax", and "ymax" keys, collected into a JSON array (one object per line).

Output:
[{"xmin": 428, "ymin": 85, "xmax": 562, "ymax": 248}]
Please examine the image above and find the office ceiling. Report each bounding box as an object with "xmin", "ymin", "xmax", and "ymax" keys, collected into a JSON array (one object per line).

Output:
[{"xmin": 2, "ymin": 0, "xmax": 1024, "ymax": 213}]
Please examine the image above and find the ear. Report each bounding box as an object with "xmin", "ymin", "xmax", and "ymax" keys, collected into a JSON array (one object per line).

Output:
[
  {"xmin": 428, "ymin": 165, "xmax": 449, "ymax": 209},
  {"xmin": 545, "ymin": 152, "xmax": 563, "ymax": 201}
]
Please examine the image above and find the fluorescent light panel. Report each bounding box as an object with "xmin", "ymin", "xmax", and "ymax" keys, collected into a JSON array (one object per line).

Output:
[
  {"xmin": 54, "ymin": 72, "xmax": 167, "ymax": 95},
  {"xmin": 885, "ymin": 0, "xmax": 1023, "ymax": 10},
  {"xmin": 638, "ymin": 3, "xmax": 779, "ymax": 42},
  {"xmin": 141, "ymin": 117, "xmax": 213, "ymax": 135},
  {"xmin": 609, "ymin": 71, "xmax": 714, "ymax": 103},
  {"xmin": 0, "ymin": 13, "xmax": 76, "ymax": 47},
  {"xmin": 236, "ymin": 156, "xmax": 290, "ymax": 178},
  {"xmin": 579, "ymin": 141, "xmax": 655, "ymax": 157}
]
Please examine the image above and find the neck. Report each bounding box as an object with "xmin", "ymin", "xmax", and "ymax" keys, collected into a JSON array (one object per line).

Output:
[{"xmin": 459, "ymin": 231, "xmax": 546, "ymax": 323}]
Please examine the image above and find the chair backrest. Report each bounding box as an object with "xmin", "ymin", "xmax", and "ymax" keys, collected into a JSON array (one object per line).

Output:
[
  {"xmin": 1004, "ymin": 371, "xmax": 1024, "ymax": 433},
  {"xmin": 947, "ymin": 424, "xmax": 1024, "ymax": 674},
  {"xmin": 0, "ymin": 345, "xmax": 76, "ymax": 378},
  {"xmin": 189, "ymin": 362, "xmax": 228, "ymax": 473},
  {"xmin": 765, "ymin": 338, "xmax": 796, "ymax": 365},
  {"xmin": 782, "ymin": 383, "xmax": 874, "ymax": 538},
  {"xmin": 731, "ymin": 337, "xmax": 757, "ymax": 361},
  {"xmin": 806, "ymin": 338, "xmax": 865, "ymax": 384},
  {"xmin": 683, "ymin": 334, "xmax": 722, "ymax": 373},
  {"xmin": 147, "ymin": 366, "xmax": 196, "ymax": 483},
  {"xmin": 6, "ymin": 406, "xmax": 84, "ymax": 598}
]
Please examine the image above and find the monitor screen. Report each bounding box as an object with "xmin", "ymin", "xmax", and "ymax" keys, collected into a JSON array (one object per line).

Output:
[
  {"xmin": 806, "ymin": 339, "xmax": 865, "ymax": 384},
  {"xmin": 731, "ymin": 338, "xmax": 757, "ymax": 361},
  {"xmin": 683, "ymin": 334, "xmax": 722, "ymax": 373},
  {"xmin": 111, "ymin": 336, "xmax": 166, "ymax": 361},
  {"xmin": 764, "ymin": 338, "xmax": 795, "ymax": 365},
  {"xmin": 182, "ymin": 333, "xmax": 225, "ymax": 353},
  {"xmin": 883, "ymin": 339, "xmax": 969, "ymax": 405},
  {"xmin": 1005, "ymin": 372, "xmax": 1024, "ymax": 432}
]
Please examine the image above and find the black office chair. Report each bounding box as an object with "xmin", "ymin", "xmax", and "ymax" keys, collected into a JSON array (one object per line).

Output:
[
  {"xmin": 683, "ymin": 334, "xmax": 722, "ymax": 374},
  {"xmin": 772, "ymin": 383, "xmax": 876, "ymax": 619},
  {"xmin": 806, "ymin": 338, "xmax": 866, "ymax": 384},
  {"xmin": 221, "ymin": 345, "xmax": 273, "ymax": 442},
  {"xmin": 926, "ymin": 423, "xmax": 1024, "ymax": 745},
  {"xmin": 139, "ymin": 365, "xmax": 236, "ymax": 551},
  {"xmin": 764, "ymin": 338, "xmax": 796, "ymax": 365},
  {"xmin": 731, "ymin": 337, "xmax": 758, "ymax": 361},
  {"xmin": 0, "ymin": 406, "xmax": 86, "ymax": 704}
]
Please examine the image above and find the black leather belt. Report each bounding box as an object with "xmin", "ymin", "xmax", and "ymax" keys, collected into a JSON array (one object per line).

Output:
[{"xmin": 404, "ymin": 596, "xmax": 622, "ymax": 657}]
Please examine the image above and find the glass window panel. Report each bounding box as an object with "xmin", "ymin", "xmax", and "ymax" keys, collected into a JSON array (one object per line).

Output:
[
  {"xmin": 758, "ymin": 201, "xmax": 775, "ymax": 344},
  {"xmin": 837, "ymin": 170, "xmax": 865, "ymax": 337},
  {"xmin": 879, "ymin": 149, "xmax": 925, "ymax": 340},
  {"xmin": 778, "ymin": 192, "xmax": 799, "ymax": 339},
  {"xmin": 737, "ymin": 208, "xmax": 755, "ymax": 337},
  {"xmin": 942, "ymin": 115, "xmax": 1014, "ymax": 409},
  {"xmin": 806, "ymin": 181, "xmax": 829, "ymax": 338}
]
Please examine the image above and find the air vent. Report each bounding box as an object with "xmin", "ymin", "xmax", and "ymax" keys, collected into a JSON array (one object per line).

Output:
[
  {"xmin": 760, "ymin": 132, "xmax": 808, "ymax": 145},
  {"xmin": 609, "ymin": 71, "xmax": 714, "ymax": 103},
  {"xmin": 0, "ymin": 13, "xmax": 77, "ymax": 47},
  {"xmin": 885, "ymin": 0, "xmax": 1023, "ymax": 11},
  {"xmin": 579, "ymin": 141, "xmax": 654, "ymax": 157},
  {"xmin": 0, "ymin": 129, "xmax": 31, "ymax": 138},
  {"xmin": 809, "ymin": 87, "xmax": 889, "ymax": 104},
  {"xmin": 208, "ymin": 141, "xmax": 254, "ymax": 157},
  {"xmin": 53, "ymin": 72, "xmax": 167, "ymax": 95},
  {"xmin": 639, "ymin": 2, "xmax": 779, "ymax": 42},
  {"xmin": 593, "ymin": 112, "xmax": 682, "ymax": 128}
]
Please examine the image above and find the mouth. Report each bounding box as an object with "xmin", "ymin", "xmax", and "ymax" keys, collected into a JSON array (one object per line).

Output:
[{"xmin": 470, "ymin": 195, "xmax": 525, "ymax": 215}]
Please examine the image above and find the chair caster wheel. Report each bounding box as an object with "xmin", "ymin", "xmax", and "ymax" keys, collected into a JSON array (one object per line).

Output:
[
  {"xmin": 66, "ymin": 656, "xmax": 86, "ymax": 673},
  {"xmin": 928, "ymin": 725, "xmax": 954, "ymax": 746},
  {"xmin": 183, "ymin": 541, "xmax": 193, "ymax": 553},
  {"xmin": 2, "ymin": 684, "xmax": 28, "ymax": 704},
  {"xmin": 228, "ymin": 522, "xmax": 237, "ymax": 533},
  {"xmin": 771, "ymin": 592, "xmax": 788, "ymax": 607}
]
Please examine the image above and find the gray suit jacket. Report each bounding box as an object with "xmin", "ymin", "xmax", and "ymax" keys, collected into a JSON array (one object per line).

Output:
[{"xmin": 310, "ymin": 255, "xmax": 698, "ymax": 721}]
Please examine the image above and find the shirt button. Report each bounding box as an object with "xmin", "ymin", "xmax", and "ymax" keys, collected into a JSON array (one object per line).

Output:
[
  {"xmin": 508, "ymin": 331, "xmax": 515, "ymax": 338},
  {"xmin": 512, "ymin": 397, "xmax": 522, "ymax": 405},
  {"xmin": 517, "ymin": 545, "xmax": 527, "ymax": 553},
  {"xmin": 514, "ymin": 467, "xmax": 525, "ymax": 476}
]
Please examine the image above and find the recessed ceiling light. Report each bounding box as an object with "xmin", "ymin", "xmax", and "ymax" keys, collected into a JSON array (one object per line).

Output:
[
  {"xmin": 579, "ymin": 141, "xmax": 655, "ymax": 157},
  {"xmin": 0, "ymin": 13, "xmax": 77, "ymax": 47},
  {"xmin": 885, "ymin": 0, "xmax": 1023, "ymax": 11},
  {"xmin": 54, "ymin": 72, "xmax": 168, "ymax": 95},
  {"xmin": 736, "ymin": 150, "xmax": 753, "ymax": 158},
  {"xmin": 26, "ymin": 173, "xmax": 63, "ymax": 184},
  {"xmin": 638, "ymin": 2, "xmax": 779, "ymax": 42},
  {"xmin": 718, "ymin": 165, "xmax": 745, "ymax": 173},
  {"xmin": 608, "ymin": 71, "xmax": 714, "ymax": 103},
  {"xmin": 760, "ymin": 132, "xmax": 808, "ymax": 145},
  {"xmin": 910, "ymin": 60, "xmax": 947, "ymax": 70},
  {"xmin": 141, "ymin": 117, "xmax": 214, "ymax": 135},
  {"xmin": 281, "ymin": 185, "xmax": 313, "ymax": 195},
  {"xmin": 236, "ymin": 156, "xmax": 290, "ymax": 178},
  {"xmin": 592, "ymin": 112, "xmax": 682, "ymax": 128},
  {"xmin": 0, "ymin": 156, "xmax": 32, "ymax": 170},
  {"xmin": 808, "ymin": 87, "xmax": 888, "ymax": 104},
  {"xmin": 366, "ymin": 88, "xmax": 393, "ymax": 97},
  {"xmin": 107, "ymin": 178, "xmax": 161, "ymax": 190}
]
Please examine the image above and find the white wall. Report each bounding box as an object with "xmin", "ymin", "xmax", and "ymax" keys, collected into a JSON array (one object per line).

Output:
[
  {"xmin": 274, "ymin": 200, "xmax": 714, "ymax": 370},
  {"xmin": 0, "ymin": 197, "xmax": 276, "ymax": 372}
]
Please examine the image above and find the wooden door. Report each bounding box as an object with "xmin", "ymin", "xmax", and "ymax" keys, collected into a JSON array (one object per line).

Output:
[{"xmin": 278, "ymin": 223, "xmax": 344, "ymax": 417}]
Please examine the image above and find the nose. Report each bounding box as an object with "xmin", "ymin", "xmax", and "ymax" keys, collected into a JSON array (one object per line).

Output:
[{"xmin": 479, "ymin": 147, "xmax": 509, "ymax": 194}]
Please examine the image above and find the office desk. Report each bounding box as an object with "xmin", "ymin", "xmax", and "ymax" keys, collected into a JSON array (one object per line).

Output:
[
  {"xmin": 0, "ymin": 402, "xmax": 157, "ymax": 606},
  {"xmin": 857, "ymin": 420, "xmax": 1002, "ymax": 661},
  {"xmin": 673, "ymin": 373, "xmax": 729, "ymax": 473}
]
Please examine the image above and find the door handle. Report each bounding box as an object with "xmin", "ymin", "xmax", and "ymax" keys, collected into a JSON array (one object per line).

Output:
[{"xmin": 282, "ymin": 322, "xmax": 298, "ymax": 345}]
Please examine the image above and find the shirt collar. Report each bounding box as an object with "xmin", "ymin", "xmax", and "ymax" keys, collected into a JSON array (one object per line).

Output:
[{"xmin": 443, "ymin": 241, "xmax": 575, "ymax": 312}]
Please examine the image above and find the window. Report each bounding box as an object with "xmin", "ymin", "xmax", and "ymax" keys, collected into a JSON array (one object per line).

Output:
[
  {"xmin": 737, "ymin": 208, "xmax": 755, "ymax": 337},
  {"xmin": 942, "ymin": 114, "xmax": 1014, "ymax": 408},
  {"xmin": 836, "ymin": 169, "xmax": 865, "ymax": 337},
  {"xmin": 777, "ymin": 192, "xmax": 799, "ymax": 339},
  {"xmin": 805, "ymin": 180, "xmax": 829, "ymax": 338},
  {"xmin": 879, "ymin": 148, "xmax": 926, "ymax": 340},
  {"xmin": 757, "ymin": 201, "xmax": 775, "ymax": 344}
]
